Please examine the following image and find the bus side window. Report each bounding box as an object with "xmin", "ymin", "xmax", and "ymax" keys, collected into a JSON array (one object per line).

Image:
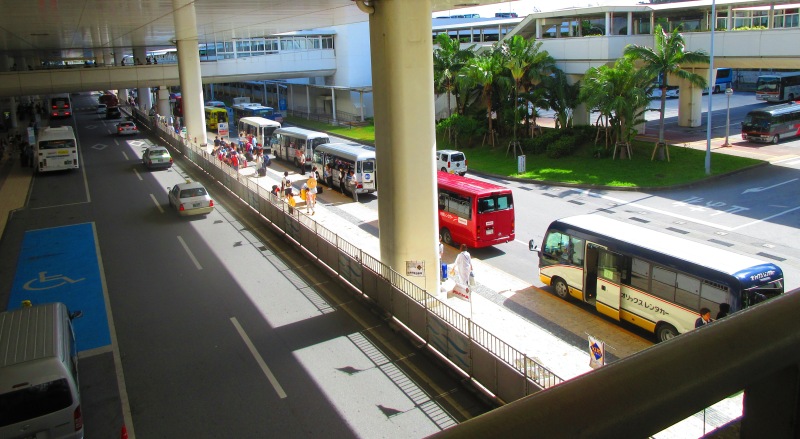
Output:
[
  {"xmin": 438, "ymin": 193, "xmax": 446, "ymax": 210},
  {"xmin": 651, "ymin": 266, "xmax": 677, "ymax": 302},
  {"xmin": 627, "ymin": 257, "xmax": 650, "ymax": 291},
  {"xmin": 569, "ymin": 237, "xmax": 584, "ymax": 266},
  {"xmin": 700, "ymin": 281, "xmax": 728, "ymax": 313},
  {"xmin": 675, "ymin": 273, "xmax": 701, "ymax": 311}
]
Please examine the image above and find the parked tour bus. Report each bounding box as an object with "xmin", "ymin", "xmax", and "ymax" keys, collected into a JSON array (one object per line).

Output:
[
  {"xmin": 741, "ymin": 102, "xmax": 800, "ymax": 144},
  {"xmin": 272, "ymin": 127, "xmax": 330, "ymax": 170},
  {"xmin": 50, "ymin": 94, "xmax": 72, "ymax": 118},
  {"xmin": 35, "ymin": 125, "xmax": 79, "ymax": 172},
  {"xmin": 529, "ymin": 215, "xmax": 784, "ymax": 342},
  {"xmin": 437, "ymin": 171, "xmax": 515, "ymax": 248},
  {"xmin": 313, "ymin": 142, "xmax": 377, "ymax": 195},
  {"xmin": 204, "ymin": 106, "xmax": 229, "ymax": 131},
  {"xmin": 237, "ymin": 117, "xmax": 281, "ymax": 152},
  {"xmin": 755, "ymin": 71, "xmax": 800, "ymax": 103},
  {"xmin": 232, "ymin": 103, "xmax": 276, "ymax": 123}
]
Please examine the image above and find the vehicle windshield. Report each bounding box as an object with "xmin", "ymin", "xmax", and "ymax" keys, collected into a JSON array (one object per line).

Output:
[
  {"xmin": 756, "ymin": 77, "xmax": 779, "ymax": 92},
  {"xmin": 149, "ymin": 150, "xmax": 170, "ymax": 158},
  {"xmin": 39, "ymin": 139, "xmax": 76, "ymax": 150}
]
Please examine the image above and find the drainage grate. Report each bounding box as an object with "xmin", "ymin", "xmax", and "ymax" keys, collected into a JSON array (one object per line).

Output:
[
  {"xmin": 629, "ymin": 217, "xmax": 649, "ymax": 223},
  {"xmin": 518, "ymin": 186, "xmax": 533, "ymax": 191},
  {"xmin": 756, "ymin": 252, "xmax": 786, "ymax": 262},
  {"xmin": 708, "ymin": 239, "xmax": 734, "ymax": 247},
  {"xmin": 666, "ymin": 227, "xmax": 690, "ymax": 234},
  {"xmin": 542, "ymin": 193, "xmax": 558, "ymax": 198},
  {"xmin": 568, "ymin": 200, "xmax": 584, "ymax": 205}
]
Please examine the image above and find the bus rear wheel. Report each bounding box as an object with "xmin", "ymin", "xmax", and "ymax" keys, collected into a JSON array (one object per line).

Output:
[
  {"xmin": 440, "ymin": 228, "xmax": 454, "ymax": 247},
  {"xmin": 772, "ymin": 135, "xmax": 780, "ymax": 145},
  {"xmin": 552, "ymin": 278, "xmax": 570, "ymax": 301},
  {"xmin": 655, "ymin": 323, "xmax": 679, "ymax": 342}
]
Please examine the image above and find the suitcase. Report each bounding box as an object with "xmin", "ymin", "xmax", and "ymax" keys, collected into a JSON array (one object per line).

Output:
[
  {"xmin": 245, "ymin": 152, "xmax": 255, "ymax": 161},
  {"xmin": 257, "ymin": 167, "xmax": 266, "ymax": 177}
]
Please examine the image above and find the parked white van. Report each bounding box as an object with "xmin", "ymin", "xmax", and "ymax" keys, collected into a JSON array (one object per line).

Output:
[
  {"xmin": 0, "ymin": 303, "xmax": 84, "ymax": 439},
  {"xmin": 436, "ymin": 149, "xmax": 468, "ymax": 176}
]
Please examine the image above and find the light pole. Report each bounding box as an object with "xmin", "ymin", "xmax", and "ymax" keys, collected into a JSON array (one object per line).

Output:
[
  {"xmin": 723, "ymin": 87, "xmax": 734, "ymax": 147},
  {"xmin": 705, "ymin": 0, "xmax": 716, "ymax": 175}
]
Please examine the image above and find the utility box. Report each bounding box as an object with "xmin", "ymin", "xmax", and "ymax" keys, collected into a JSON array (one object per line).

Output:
[{"xmin": 518, "ymin": 155, "xmax": 526, "ymax": 173}]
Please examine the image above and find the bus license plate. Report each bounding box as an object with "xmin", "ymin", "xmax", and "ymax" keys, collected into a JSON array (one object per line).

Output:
[{"xmin": 486, "ymin": 227, "xmax": 494, "ymax": 235}]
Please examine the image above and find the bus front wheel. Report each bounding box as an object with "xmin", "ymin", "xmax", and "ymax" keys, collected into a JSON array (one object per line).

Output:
[
  {"xmin": 655, "ymin": 323, "xmax": 679, "ymax": 342},
  {"xmin": 552, "ymin": 278, "xmax": 570, "ymax": 301},
  {"xmin": 440, "ymin": 228, "xmax": 454, "ymax": 247},
  {"xmin": 772, "ymin": 135, "xmax": 780, "ymax": 145}
]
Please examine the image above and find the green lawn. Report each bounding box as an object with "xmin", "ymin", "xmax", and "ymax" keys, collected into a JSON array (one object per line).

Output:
[{"xmin": 286, "ymin": 117, "xmax": 764, "ymax": 188}]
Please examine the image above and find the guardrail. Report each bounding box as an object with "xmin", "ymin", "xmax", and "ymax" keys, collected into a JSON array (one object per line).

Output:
[{"xmin": 132, "ymin": 108, "xmax": 564, "ymax": 404}]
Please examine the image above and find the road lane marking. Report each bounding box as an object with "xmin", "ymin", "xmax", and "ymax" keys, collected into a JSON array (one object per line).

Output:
[
  {"xmin": 177, "ymin": 235, "xmax": 202, "ymax": 270},
  {"xmin": 230, "ymin": 317, "xmax": 288, "ymax": 399},
  {"xmin": 149, "ymin": 194, "xmax": 164, "ymax": 213},
  {"xmin": 134, "ymin": 167, "xmax": 142, "ymax": 181},
  {"xmin": 122, "ymin": 151, "xmax": 129, "ymax": 161}
]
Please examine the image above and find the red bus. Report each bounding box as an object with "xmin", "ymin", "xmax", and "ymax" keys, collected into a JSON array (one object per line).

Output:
[{"xmin": 437, "ymin": 171, "xmax": 515, "ymax": 248}]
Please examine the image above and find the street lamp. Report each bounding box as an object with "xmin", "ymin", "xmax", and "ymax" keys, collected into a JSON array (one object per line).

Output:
[{"xmin": 723, "ymin": 87, "xmax": 734, "ymax": 147}]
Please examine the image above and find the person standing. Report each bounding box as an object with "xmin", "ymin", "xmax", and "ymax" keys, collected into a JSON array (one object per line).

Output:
[
  {"xmin": 695, "ymin": 308, "xmax": 713, "ymax": 328},
  {"xmin": 716, "ymin": 303, "xmax": 730, "ymax": 320},
  {"xmin": 451, "ymin": 244, "xmax": 472, "ymax": 294},
  {"xmin": 439, "ymin": 236, "xmax": 446, "ymax": 281},
  {"xmin": 306, "ymin": 168, "xmax": 318, "ymax": 215},
  {"xmin": 281, "ymin": 171, "xmax": 292, "ymax": 198},
  {"xmin": 298, "ymin": 151, "xmax": 306, "ymax": 175}
]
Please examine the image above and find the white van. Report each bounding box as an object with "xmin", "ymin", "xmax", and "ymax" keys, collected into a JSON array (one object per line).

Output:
[
  {"xmin": 436, "ymin": 150, "xmax": 468, "ymax": 176},
  {"xmin": 0, "ymin": 303, "xmax": 84, "ymax": 439}
]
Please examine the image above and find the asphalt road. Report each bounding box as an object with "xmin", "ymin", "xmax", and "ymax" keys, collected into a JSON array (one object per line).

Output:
[{"xmin": 0, "ymin": 94, "xmax": 491, "ymax": 439}]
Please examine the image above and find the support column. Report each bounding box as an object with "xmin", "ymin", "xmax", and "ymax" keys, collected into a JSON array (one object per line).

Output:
[
  {"xmin": 133, "ymin": 47, "xmax": 152, "ymax": 112},
  {"xmin": 627, "ymin": 12, "xmax": 633, "ymax": 35},
  {"xmin": 727, "ymin": 6, "xmax": 733, "ymax": 30},
  {"xmin": 173, "ymin": 0, "xmax": 207, "ymax": 148},
  {"xmin": 331, "ymin": 88, "xmax": 337, "ymax": 123},
  {"xmin": 158, "ymin": 86, "xmax": 171, "ymax": 117},
  {"xmin": 306, "ymin": 86, "xmax": 311, "ymax": 117},
  {"xmin": 677, "ymin": 69, "xmax": 708, "ymax": 128},
  {"xmin": 568, "ymin": 75, "xmax": 590, "ymax": 126},
  {"xmin": 605, "ymin": 13, "xmax": 612, "ymax": 35},
  {"xmin": 536, "ymin": 19, "xmax": 542, "ymax": 39},
  {"xmin": 369, "ymin": 0, "xmax": 438, "ymax": 292}
]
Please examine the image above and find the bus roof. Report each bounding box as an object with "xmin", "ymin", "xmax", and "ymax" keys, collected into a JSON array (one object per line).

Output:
[
  {"xmin": 38, "ymin": 126, "xmax": 75, "ymax": 139},
  {"xmin": 437, "ymin": 171, "xmax": 511, "ymax": 196},
  {"xmin": 555, "ymin": 215, "xmax": 781, "ymax": 277},
  {"xmin": 204, "ymin": 106, "xmax": 227, "ymax": 112},
  {"xmin": 274, "ymin": 126, "xmax": 328, "ymax": 139},
  {"xmin": 239, "ymin": 117, "xmax": 281, "ymax": 127},
  {"xmin": 747, "ymin": 102, "xmax": 800, "ymax": 117},
  {"xmin": 315, "ymin": 142, "xmax": 375, "ymax": 160}
]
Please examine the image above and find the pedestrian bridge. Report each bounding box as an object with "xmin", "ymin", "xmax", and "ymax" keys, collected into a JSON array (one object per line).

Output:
[{"xmin": 0, "ymin": 49, "xmax": 336, "ymax": 98}]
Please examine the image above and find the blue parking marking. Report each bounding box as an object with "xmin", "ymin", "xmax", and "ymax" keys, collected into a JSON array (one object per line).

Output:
[{"xmin": 9, "ymin": 223, "xmax": 110, "ymax": 352}]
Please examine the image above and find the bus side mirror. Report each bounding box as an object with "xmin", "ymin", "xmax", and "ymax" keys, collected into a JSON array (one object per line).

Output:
[
  {"xmin": 69, "ymin": 310, "xmax": 83, "ymax": 320},
  {"xmin": 528, "ymin": 239, "xmax": 539, "ymax": 252}
]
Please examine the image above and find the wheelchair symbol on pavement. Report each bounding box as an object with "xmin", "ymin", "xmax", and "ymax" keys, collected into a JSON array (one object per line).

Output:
[{"xmin": 24, "ymin": 271, "xmax": 85, "ymax": 291}]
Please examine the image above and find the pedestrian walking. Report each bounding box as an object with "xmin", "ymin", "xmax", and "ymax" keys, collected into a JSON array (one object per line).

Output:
[
  {"xmin": 306, "ymin": 168, "xmax": 318, "ymax": 215},
  {"xmin": 281, "ymin": 171, "xmax": 292, "ymax": 197},
  {"xmin": 439, "ymin": 236, "xmax": 446, "ymax": 281}
]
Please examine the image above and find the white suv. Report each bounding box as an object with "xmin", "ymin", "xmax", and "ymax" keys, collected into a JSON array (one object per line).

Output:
[{"xmin": 436, "ymin": 150, "xmax": 467, "ymax": 176}]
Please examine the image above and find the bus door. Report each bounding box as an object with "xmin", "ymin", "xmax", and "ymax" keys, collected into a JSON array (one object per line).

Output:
[
  {"xmin": 359, "ymin": 159, "xmax": 376, "ymax": 191},
  {"xmin": 595, "ymin": 247, "xmax": 623, "ymax": 320}
]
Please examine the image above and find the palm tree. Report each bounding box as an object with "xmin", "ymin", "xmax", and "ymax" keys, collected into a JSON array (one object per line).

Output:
[
  {"xmin": 433, "ymin": 33, "xmax": 475, "ymax": 118},
  {"xmin": 580, "ymin": 58, "xmax": 651, "ymax": 149},
  {"xmin": 624, "ymin": 24, "xmax": 709, "ymax": 146},
  {"xmin": 500, "ymin": 35, "xmax": 556, "ymax": 144},
  {"xmin": 461, "ymin": 50, "xmax": 506, "ymax": 147},
  {"xmin": 542, "ymin": 70, "xmax": 581, "ymax": 129}
]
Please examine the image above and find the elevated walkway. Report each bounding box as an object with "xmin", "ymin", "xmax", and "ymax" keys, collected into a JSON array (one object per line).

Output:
[{"xmin": 0, "ymin": 50, "xmax": 337, "ymax": 98}]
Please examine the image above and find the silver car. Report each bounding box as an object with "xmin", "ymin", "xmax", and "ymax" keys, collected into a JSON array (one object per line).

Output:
[
  {"xmin": 167, "ymin": 181, "xmax": 214, "ymax": 216},
  {"xmin": 116, "ymin": 121, "xmax": 138, "ymax": 135},
  {"xmin": 142, "ymin": 146, "xmax": 173, "ymax": 170}
]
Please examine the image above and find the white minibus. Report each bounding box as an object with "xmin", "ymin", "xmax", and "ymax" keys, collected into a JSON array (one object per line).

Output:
[
  {"xmin": 272, "ymin": 127, "xmax": 330, "ymax": 171},
  {"xmin": 0, "ymin": 303, "xmax": 84, "ymax": 438},
  {"xmin": 313, "ymin": 142, "xmax": 377, "ymax": 195},
  {"xmin": 236, "ymin": 117, "xmax": 281, "ymax": 152}
]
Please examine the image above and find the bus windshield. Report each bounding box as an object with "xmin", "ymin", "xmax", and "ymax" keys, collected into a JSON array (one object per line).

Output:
[
  {"xmin": 477, "ymin": 194, "xmax": 513, "ymax": 213},
  {"xmin": 39, "ymin": 139, "xmax": 77, "ymax": 150},
  {"xmin": 756, "ymin": 77, "xmax": 779, "ymax": 92}
]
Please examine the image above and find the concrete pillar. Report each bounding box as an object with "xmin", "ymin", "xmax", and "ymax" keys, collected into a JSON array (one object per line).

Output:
[
  {"xmin": 306, "ymin": 86, "xmax": 311, "ymax": 117},
  {"xmin": 727, "ymin": 6, "xmax": 733, "ymax": 30},
  {"xmin": 133, "ymin": 47, "xmax": 152, "ymax": 111},
  {"xmin": 568, "ymin": 74, "xmax": 590, "ymax": 126},
  {"xmin": 369, "ymin": 0, "xmax": 438, "ymax": 292},
  {"xmin": 331, "ymin": 88, "xmax": 337, "ymax": 123},
  {"xmin": 650, "ymin": 13, "xmax": 655, "ymax": 33},
  {"xmin": 536, "ymin": 19, "xmax": 542, "ymax": 39},
  {"xmin": 605, "ymin": 13, "xmax": 611, "ymax": 36},
  {"xmin": 768, "ymin": 5, "xmax": 774, "ymax": 29},
  {"xmin": 677, "ymin": 69, "xmax": 708, "ymax": 128},
  {"xmin": 9, "ymin": 97, "xmax": 18, "ymax": 129},
  {"xmin": 158, "ymin": 86, "xmax": 171, "ymax": 117},
  {"xmin": 627, "ymin": 12, "xmax": 633, "ymax": 35},
  {"xmin": 173, "ymin": 0, "xmax": 207, "ymax": 147}
]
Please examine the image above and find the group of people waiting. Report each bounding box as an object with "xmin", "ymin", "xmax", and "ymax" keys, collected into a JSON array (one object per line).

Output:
[{"xmin": 211, "ymin": 134, "xmax": 267, "ymax": 171}]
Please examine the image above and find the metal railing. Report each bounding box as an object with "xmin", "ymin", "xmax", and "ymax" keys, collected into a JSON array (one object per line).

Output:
[{"xmin": 132, "ymin": 107, "xmax": 563, "ymax": 405}]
